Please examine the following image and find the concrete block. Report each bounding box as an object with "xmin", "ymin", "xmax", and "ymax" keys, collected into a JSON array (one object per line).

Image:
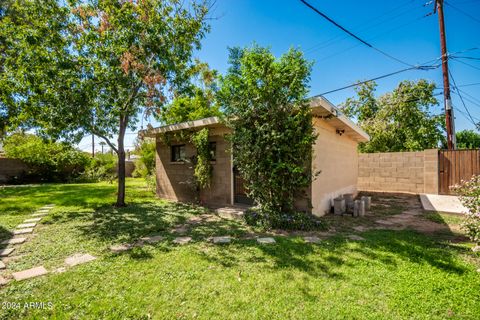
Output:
[
  {"xmin": 361, "ymin": 196, "xmax": 371, "ymax": 210},
  {"xmin": 13, "ymin": 266, "xmax": 48, "ymax": 281},
  {"xmin": 64, "ymin": 253, "xmax": 96, "ymax": 267},
  {"xmin": 257, "ymin": 237, "xmax": 276, "ymax": 244},
  {"xmin": 0, "ymin": 248, "xmax": 14, "ymax": 257},
  {"xmin": 333, "ymin": 197, "xmax": 346, "ymax": 215},
  {"xmin": 1, "ymin": 238, "xmax": 26, "ymax": 245}
]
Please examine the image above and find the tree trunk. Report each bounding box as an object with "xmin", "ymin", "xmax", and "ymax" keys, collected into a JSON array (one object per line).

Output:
[{"xmin": 116, "ymin": 114, "xmax": 128, "ymax": 207}]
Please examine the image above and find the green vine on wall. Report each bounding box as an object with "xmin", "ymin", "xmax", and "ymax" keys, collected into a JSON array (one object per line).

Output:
[
  {"xmin": 190, "ymin": 128, "xmax": 213, "ymax": 189},
  {"xmin": 159, "ymin": 128, "xmax": 213, "ymax": 192}
]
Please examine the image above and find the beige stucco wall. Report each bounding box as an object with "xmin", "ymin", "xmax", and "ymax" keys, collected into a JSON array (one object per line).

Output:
[
  {"xmin": 155, "ymin": 127, "xmax": 232, "ymax": 206},
  {"xmin": 357, "ymin": 149, "xmax": 438, "ymax": 194},
  {"xmin": 311, "ymin": 118, "xmax": 360, "ymax": 216}
]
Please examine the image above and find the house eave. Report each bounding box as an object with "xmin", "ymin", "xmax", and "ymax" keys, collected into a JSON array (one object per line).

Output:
[{"xmin": 139, "ymin": 96, "xmax": 370, "ymax": 143}]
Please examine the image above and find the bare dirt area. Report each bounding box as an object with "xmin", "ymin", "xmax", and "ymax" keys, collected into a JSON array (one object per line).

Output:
[{"xmin": 319, "ymin": 192, "xmax": 467, "ymax": 240}]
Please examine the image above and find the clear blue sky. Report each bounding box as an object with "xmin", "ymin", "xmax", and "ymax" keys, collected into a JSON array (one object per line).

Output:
[{"xmin": 78, "ymin": 0, "xmax": 480, "ymax": 152}]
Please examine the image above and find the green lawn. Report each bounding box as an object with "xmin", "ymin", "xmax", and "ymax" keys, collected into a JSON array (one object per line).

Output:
[{"xmin": 0, "ymin": 180, "xmax": 479, "ymax": 319}]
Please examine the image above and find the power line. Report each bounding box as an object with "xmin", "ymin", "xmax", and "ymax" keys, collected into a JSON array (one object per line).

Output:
[
  {"xmin": 458, "ymin": 88, "xmax": 480, "ymax": 105},
  {"xmin": 313, "ymin": 64, "xmax": 440, "ymax": 96},
  {"xmin": 452, "ymin": 56, "xmax": 480, "ymax": 61},
  {"xmin": 449, "ymin": 69, "xmax": 478, "ymax": 127},
  {"xmin": 299, "ymin": 0, "xmax": 414, "ymax": 67},
  {"xmin": 452, "ymin": 58, "xmax": 480, "ymax": 71},
  {"xmin": 445, "ymin": 1, "xmax": 480, "ymax": 24},
  {"xmin": 304, "ymin": 0, "xmax": 419, "ymax": 55}
]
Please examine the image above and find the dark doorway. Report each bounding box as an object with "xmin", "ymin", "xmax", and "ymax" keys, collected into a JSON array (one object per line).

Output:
[{"xmin": 233, "ymin": 166, "xmax": 254, "ymax": 205}]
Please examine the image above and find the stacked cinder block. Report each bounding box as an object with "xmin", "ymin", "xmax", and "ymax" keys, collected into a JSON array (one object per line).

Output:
[{"xmin": 357, "ymin": 149, "xmax": 439, "ymax": 194}]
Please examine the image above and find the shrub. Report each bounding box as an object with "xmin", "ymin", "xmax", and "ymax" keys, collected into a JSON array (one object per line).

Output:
[
  {"xmin": 79, "ymin": 153, "xmax": 117, "ymax": 182},
  {"xmin": 3, "ymin": 133, "xmax": 90, "ymax": 182},
  {"xmin": 132, "ymin": 140, "xmax": 156, "ymax": 178},
  {"xmin": 452, "ymin": 175, "xmax": 480, "ymax": 245},
  {"xmin": 219, "ymin": 45, "xmax": 316, "ymax": 228}
]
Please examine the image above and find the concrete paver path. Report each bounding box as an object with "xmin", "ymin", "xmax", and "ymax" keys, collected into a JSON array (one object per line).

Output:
[
  {"xmin": 13, "ymin": 228, "xmax": 33, "ymax": 235},
  {"xmin": 65, "ymin": 253, "xmax": 96, "ymax": 267},
  {"xmin": 13, "ymin": 266, "xmax": 48, "ymax": 281},
  {"xmin": 1, "ymin": 238, "xmax": 26, "ymax": 245}
]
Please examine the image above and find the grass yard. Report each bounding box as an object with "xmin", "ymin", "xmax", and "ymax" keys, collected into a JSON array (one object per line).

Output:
[{"xmin": 0, "ymin": 179, "xmax": 479, "ymax": 319}]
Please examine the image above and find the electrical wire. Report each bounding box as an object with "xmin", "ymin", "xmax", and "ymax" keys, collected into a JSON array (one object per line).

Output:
[
  {"xmin": 304, "ymin": 0, "xmax": 419, "ymax": 55},
  {"xmin": 299, "ymin": 0, "xmax": 415, "ymax": 67},
  {"xmin": 312, "ymin": 64, "xmax": 440, "ymax": 96},
  {"xmin": 445, "ymin": 1, "xmax": 480, "ymax": 24},
  {"xmin": 452, "ymin": 58, "xmax": 480, "ymax": 71},
  {"xmin": 449, "ymin": 69, "xmax": 478, "ymax": 127}
]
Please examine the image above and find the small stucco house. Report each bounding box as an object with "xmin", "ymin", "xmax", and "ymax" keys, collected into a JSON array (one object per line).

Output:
[{"xmin": 140, "ymin": 96, "xmax": 369, "ymax": 216}]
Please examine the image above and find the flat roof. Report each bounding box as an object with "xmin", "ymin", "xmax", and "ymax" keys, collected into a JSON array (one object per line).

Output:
[{"xmin": 139, "ymin": 96, "xmax": 370, "ymax": 142}]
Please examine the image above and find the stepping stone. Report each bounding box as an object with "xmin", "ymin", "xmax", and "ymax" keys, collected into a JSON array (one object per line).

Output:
[
  {"xmin": 0, "ymin": 276, "xmax": 9, "ymax": 286},
  {"xmin": 13, "ymin": 228, "xmax": 33, "ymax": 235},
  {"xmin": 37, "ymin": 209, "xmax": 50, "ymax": 212},
  {"xmin": 64, "ymin": 253, "xmax": 96, "ymax": 267},
  {"xmin": 212, "ymin": 236, "xmax": 231, "ymax": 244},
  {"xmin": 347, "ymin": 235, "xmax": 365, "ymax": 241},
  {"xmin": 473, "ymin": 246, "xmax": 480, "ymax": 252},
  {"xmin": 110, "ymin": 244, "xmax": 133, "ymax": 253},
  {"xmin": 257, "ymin": 237, "xmax": 276, "ymax": 244},
  {"xmin": 24, "ymin": 217, "xmax": 42, "ymax": 223},
  {"xmin": 139, "ymin": 235, "xmax": 164, "ymax": 244},
  {"xmin": 304, "ymin": 236, "xmax": 321, "ymax": 244},
  {"xmin": 173, "ymin": 237, "xmax": 192, "ymax": 245},
  {"xmin": 375, "ymin": 219, "xmax": 394, "ymax": 225},
  {"xmin": 0, "ymin": 248, "xmax": 15, "ymax": 257},
  {"xmin": 17, "ymin": 222, "xmax": 36, "ymax": 229},
  {"xmin": 13, "ymin": 266, "xmax": 48, "ymax": 281},
  {"xmin": 0, "ymin": 261, "xmax": 5, "ymax": 269},
  {"xmin": 1, "ymin": 238, "xmax": 26, "ymax": 245},
  {"xmin": 353, "ymin": 226, "xmax": 368, "ymax": 232},
  {"xmin": 32, "ymin": 213, "xmax": 48, "ymax": 217},
  {"xmin": 54, "ymin": 267, "xmax": 66, "ymax": 274}
]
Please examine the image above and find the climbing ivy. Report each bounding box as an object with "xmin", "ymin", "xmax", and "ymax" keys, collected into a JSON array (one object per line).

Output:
[
  {"xmin": 190, "ymin": 128, "xmax": 213, "ymax": 189},
  {"xmin": 218, "ymin": 45, "xmax": 317, "ymax": 228}
]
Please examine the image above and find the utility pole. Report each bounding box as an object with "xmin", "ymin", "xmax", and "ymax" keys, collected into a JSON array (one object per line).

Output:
[
  {"xmin": 435, "ymin": 0, "xmax": 455, "ymax": 149},
  {"xmin": 92, "ymin": 134, "xmax": 95, "ymax": 157}
]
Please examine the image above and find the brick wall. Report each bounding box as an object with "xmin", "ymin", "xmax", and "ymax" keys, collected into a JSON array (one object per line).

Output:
[
  {"xmin": 357, "ymin": 149, "xmax": 438, "ymax": 194},
  {"xmin": 0, "ymin": 158, "xmax": 29, "ymax": 183},
  {"xmin": 155, "ymin": 128, "xmax": 232, "ymax": 206}
]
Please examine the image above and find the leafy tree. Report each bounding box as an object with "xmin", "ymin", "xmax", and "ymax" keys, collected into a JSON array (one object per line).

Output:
[
  {"xmin": 341, "ymin": 80, "xmax": 444, "ymax": 153},
  {"xmin": 160, "ymin": 62, "xmax": 222, "ymax": 125},
  {"xmin": 3, "ymin": 133, "xmax": 90, "ymax": 182},
  {"xmin": 455, "ymin": 130, "xmax": 480, "ymax": 149},
  {"xmin": 132, "ymin": 139, "xmax": 156, "ymax": 178},
  {"xmin": 1, "ymin": 0, "xmax": 210, "ymax": 206},
  {"xmin": 218, "ymin": 45, "xmax": 316, "ymax": 228}
]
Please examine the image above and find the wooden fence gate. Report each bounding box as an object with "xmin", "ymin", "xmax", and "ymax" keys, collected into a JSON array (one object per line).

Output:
[{"xmin": 438, "ymin": 149, "xmax": 480, "ymax": 194}]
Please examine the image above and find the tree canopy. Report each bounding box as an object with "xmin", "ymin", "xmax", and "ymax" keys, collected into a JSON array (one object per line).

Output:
[
  {"xmin": 341, "ymin": 80, "xmax": 445, "ymax": 153},
  {"xmin": 219, "ymin": 45, "xmax": 317, "ymax": 228},
  {"xmin": 1, "ymin": 0, "xmax": 211, "ymax": 206},
  {"xmin": 455, "ymin": 130, "xmax": 480, "ymax": 149}
]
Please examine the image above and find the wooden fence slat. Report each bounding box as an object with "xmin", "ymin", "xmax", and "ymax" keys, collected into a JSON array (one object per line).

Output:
[{"xmin": 438, "ymin": 149, "xmax": 480, "ymax": 194}]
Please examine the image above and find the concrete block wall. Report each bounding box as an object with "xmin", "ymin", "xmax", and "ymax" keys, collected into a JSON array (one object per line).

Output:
[
  {"xmin": 155, "ymin": 133, "xmax": 232, "ymax": 206},
  {"xmin": 357, "ymin": 149, "xmax": 438, "ymax": 194}
]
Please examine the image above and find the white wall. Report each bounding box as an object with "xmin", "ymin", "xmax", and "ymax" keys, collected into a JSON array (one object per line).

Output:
[{"xmin": 311, "ymin": 119, "xmax": 359, "ymax": 216}]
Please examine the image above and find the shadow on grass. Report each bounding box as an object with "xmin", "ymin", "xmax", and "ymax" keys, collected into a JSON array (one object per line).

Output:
[
  {"xmin": 193, "ymin": 229, "xmax": 470, "ymax": 279},
  {"xmin": 0, "ymin": 225, "xmax": 13, "ymax": 247},
  {"xmin": 68, "ymin": 201, "xmax": 208, "ymax": 244}
]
